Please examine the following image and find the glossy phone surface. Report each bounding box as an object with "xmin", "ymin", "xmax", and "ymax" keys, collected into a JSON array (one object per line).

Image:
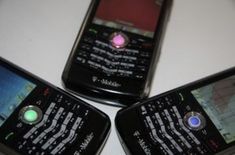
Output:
[
  {"xmin": 62, "ymin": 0, "xmax": 172, "ymax": 106},
  {"xmin": 115, "ymin": 67, "xmax": 235, "ymax": 155},
  {"xmin": 0, "ymin": 57, "xmax": 111, "ymax": 155}
]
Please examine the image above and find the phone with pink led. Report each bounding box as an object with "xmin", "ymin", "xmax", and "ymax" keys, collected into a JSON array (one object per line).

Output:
[{"xmin": 62, "ymin": 0, "xmax": 172, "ymax": 106}]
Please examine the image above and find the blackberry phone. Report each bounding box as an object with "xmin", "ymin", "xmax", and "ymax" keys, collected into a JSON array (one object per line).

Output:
[
  {"xmin": 0, "ymin": 57, "xmax": 111, "ymax": 155},
  {"xmin": 115, "ymin": 67, "xmax": 235, "ymax": 155},
  {"xmin": 62, "ymin": 0, "xmax": 173, "ymax": 106}
]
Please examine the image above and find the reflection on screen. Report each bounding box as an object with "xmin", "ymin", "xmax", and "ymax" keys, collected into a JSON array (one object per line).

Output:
[
  {"xmin": 93, "ymin": 0, "xmax": 162, "ymax": 38},
  {"xmin": 0, "ymin": 66, "xmax": 36, "ymax": 127},
  {"xmin": 191, "ymin": 75, "xmax": 235, "ymax": 144}
]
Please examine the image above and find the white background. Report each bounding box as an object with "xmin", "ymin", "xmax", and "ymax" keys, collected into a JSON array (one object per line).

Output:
[{"xmin": 0, "ymin": 0, "xmax": 235, "ymax": 154}]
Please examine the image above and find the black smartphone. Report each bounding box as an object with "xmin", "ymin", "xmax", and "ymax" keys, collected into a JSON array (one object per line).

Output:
[
  {"xmin": 62, "ymin": 0, "xmax": 173, "ymax": 106},
  {"xmin": 0, "ymin": 57, "xmax": 111, "ymax": 155},
  {"xmin": 115, "ymin": 67, "xmax": 235, "ymax": 155}
]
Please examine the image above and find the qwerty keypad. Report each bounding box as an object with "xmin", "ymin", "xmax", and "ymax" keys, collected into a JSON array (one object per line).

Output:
[
  {"xmin": 12, "ymin": 92, "xmax": 90, "ymax": 155},
  {"xmin": 75, "ymin": 24, "xmax": 153, "ymax": 80},
  {"xmin": 138, "ymin": 95, "xmax": 210, "ymax": 155}
]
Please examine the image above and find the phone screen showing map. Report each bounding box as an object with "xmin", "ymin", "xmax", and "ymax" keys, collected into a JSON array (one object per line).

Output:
[{"xmin": 192, "ymin": 75, "xmax": 235, "ymax": 143}]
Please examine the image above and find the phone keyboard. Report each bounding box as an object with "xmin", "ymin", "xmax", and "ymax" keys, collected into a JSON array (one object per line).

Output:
[
  {"xmin": 138, "ymin": 94, "xmax": 210, "ymax": 155},
  {"xmin": 4, "ymin": 89, "xmax": 91, "ymax": 155},
  {"xmin": 75, "ymin": 24, "xmax": 153, "ymax": 80},
  {"xmin": 22, "ymin": 102, "xmax": 87, "ymax": 154}
]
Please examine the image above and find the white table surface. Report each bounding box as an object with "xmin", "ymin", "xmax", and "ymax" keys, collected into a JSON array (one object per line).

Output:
[{"xmin": 0, "ymin": 0, "xmax": 235, "ymax": 154}]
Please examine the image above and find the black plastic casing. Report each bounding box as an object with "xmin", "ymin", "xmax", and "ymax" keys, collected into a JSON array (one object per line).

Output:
[
  {"xmin": 115, "ymin": 67, "xmax": 235, "ymax": 155},
  {"xmin": 0, "ymin": 57, "xmax": 111, "ymax": 155},
  {"xmin": 62, "ymin": 0, "xmax": 173, "ymax": 106}
]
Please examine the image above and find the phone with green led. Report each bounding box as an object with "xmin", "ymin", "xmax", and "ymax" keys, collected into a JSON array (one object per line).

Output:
[{"xmin": 0, "ymin": 57, "xmax": 111, "ymax": 155}]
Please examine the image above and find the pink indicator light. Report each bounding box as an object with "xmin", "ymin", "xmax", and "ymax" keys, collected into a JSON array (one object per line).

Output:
[
  {"xmin": 113, "ymin": 34, "xmax": 125, "ymax": 47},
  {"xmin": 110, "ymin": 32, "xmax": 129, "ymax": 48}
]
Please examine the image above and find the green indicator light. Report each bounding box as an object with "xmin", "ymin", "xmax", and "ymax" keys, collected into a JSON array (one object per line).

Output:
[
  {"xmin": 89, "ymin": 28, "xmax": 98, "ymax": 34},
  {"xmin": 24, "ymin": 110, "xmax": 38, "ymax": 122}
]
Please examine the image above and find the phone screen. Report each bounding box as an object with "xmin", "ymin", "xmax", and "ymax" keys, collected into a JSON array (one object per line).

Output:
[
  {"xmin": 191, "ymin": 76, "xmax": 235, "ymax": 144},
  {"xmin": 0, "ymin": 66, "xmax": 36, "ymax": 127},
  {"xmin": 93, "ymin": 0, "xmax": 162, "ymax": 38}
]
